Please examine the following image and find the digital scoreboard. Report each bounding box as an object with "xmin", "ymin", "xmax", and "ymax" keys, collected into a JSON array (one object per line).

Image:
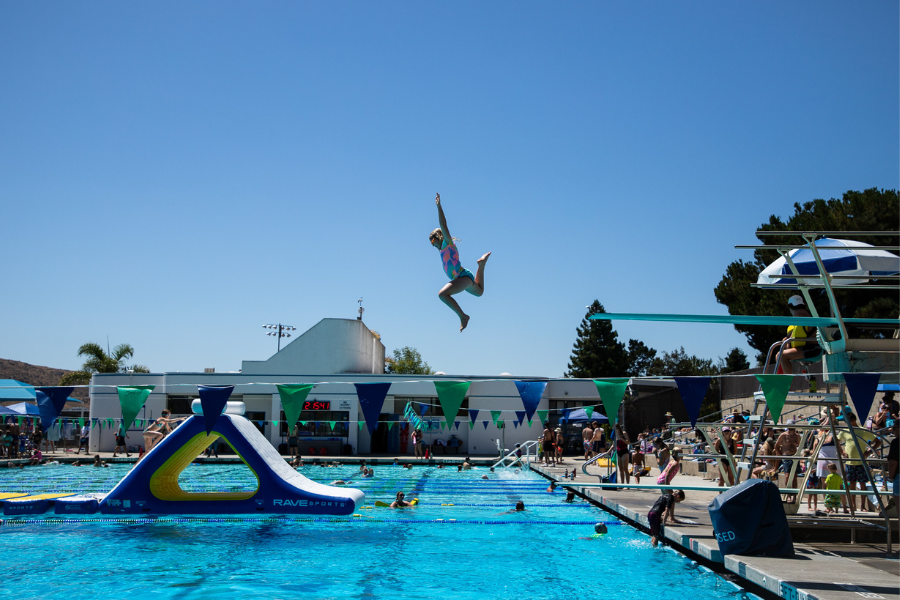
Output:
[{"xmin": 302, "ymin": 400, "xmax": 331, "ymax": 411}]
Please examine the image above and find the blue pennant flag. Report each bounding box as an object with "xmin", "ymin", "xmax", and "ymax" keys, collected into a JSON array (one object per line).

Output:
[
  {"xmin": 198, "ymin": 385, "xmax": 234, "ymax": 434},
  {"xmin": 673, "ymin": 377, "xmax": 711, "ymax": 428},
  {"xmin": 843, "ymin": 373, "xmax": 881, "ymax": 424},
  {"xmin": 454, "ymin": 421, "xmax": 460, "ymax": 430},
  {"xmin": 514, "ymin": 381, "xmax": 546, "ymax": 423},
  {"xmin": 35, "ymin": 387, "xmax": 73, "ymax": 434},
  {"xmin": 468, "ymin": 409, "xmax": 479, "ymax": 424},
  {"xmin": 482, "ymin": 421, "xmax": 489, "ymax": 430},
  {"xmin": 355, "ymin": 382, "xmax": 392, "ymax": 435},
  {"xmin": 514, "ymin": 410, "xmax": 526, "ymax": 426}
]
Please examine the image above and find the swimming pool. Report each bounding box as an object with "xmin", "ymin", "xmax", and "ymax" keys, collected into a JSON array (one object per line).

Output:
[{"xmin": 0, "ymin": 465, "xmax": 748, "ymax": 600}]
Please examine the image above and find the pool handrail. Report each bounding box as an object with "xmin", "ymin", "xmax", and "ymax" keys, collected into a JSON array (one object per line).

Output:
[{"xmin": 491, "ymin": 440, "xmax": 539, "ymax": 470}]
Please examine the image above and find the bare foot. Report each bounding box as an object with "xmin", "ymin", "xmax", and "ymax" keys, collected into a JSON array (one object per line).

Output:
[
  {"xmin": 460, "ymin": 314, "xmax": 470, "ymax": 332},
  {"xmin": 477, "ymin": 252, "xmax": 491, "ymax": 265}
]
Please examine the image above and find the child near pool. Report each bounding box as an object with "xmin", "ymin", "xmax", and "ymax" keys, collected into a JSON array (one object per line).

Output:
[{"xmin": 430, "ymin": 193, "xmax": 491, "ymax": 331}]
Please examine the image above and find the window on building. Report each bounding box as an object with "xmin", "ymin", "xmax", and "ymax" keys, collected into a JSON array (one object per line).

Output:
[
  {"xmin": 278, "ymin": 410, "xmax": 349, "ymax": 438},
  {"xmin": 246, "ymin": 411, "xmax": 267, "ymax": 434}
]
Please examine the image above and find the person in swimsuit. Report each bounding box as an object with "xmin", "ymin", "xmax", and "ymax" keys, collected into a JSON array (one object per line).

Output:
[
  {"xmin": 614, "ymin": 424, "xmax": 631, "ymax": 485},
  {"xmin": 430, "ymin": 193, "xmax": 491, "ymax": 332},
  {"xmin": 648, "ymin": 489, "xmax": 684, "ymax": 547},
  {"xmin": 542, "ymin": 427, "xmax": 555, "ymax": 466},
  {"xmin": 390, "ymin": 491, "xmax": 414, "ymax": 508}
]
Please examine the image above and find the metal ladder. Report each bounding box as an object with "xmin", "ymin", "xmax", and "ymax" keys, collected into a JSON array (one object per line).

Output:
[{"xmin": 491, "ymin": 440, "xmax": 539, "ymax": 469}]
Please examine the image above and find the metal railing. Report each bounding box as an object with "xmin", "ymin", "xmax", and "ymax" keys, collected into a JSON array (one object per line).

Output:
[{"xmin": 491, "ymin": 440, "xmax": 539, "ymax": 470}]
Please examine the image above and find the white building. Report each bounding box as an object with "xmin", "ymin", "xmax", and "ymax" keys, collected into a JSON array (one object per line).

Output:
[{"xmin": 88, "ymin": 318, "xmax": 605, "ymax": 456}]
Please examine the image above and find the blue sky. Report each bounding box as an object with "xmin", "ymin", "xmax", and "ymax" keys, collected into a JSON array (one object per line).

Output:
[{"xmin": 2, "ymin": 2, "xmax": 897, "ymax": 378}]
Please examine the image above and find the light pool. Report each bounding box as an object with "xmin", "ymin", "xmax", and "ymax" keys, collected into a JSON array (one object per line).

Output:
[{"xmin": 0, "ymin": 465, "xmax": 747, "ymax": 600}]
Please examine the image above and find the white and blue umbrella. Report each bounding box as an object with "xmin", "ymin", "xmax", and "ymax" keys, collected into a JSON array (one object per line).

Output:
[{"xmin": 757, "ymin": 238, "xmax": 899, "ymax": 286}]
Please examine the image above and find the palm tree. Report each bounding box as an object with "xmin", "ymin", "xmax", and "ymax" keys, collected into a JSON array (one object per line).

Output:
[{"xmin": 58, "ymin": 342, "xmax": 149, "ymax": 386}]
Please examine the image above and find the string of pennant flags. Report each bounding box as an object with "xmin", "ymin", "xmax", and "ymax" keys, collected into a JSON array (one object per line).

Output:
[{"xmin": 10, "ymin": 373, "xmax": 889, "ymax": 436}]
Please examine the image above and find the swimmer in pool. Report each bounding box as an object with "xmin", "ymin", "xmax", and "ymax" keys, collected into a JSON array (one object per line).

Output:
[
  {"xmin": 497, "ymin": 501, "xmax": 526, "ymax": 515},
  {"xmin": 546, "ymin": 481, "xmax": 557, "ymax": 493},
  {"xmin": 578, "ymin": 523, "xmax": 609, "ymax": 540},
  {"xmin": 390, "ymin": 492, "xmax": 415, "ymax": 508},
  {"xmin": 430, "ymin": 193, "xmax": 491, "ymax": 332}
]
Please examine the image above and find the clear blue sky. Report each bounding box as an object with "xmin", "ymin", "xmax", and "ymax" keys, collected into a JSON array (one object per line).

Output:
[{"xmin": 2, "ymin": 2, "xmax": 897, "ymax": 378}]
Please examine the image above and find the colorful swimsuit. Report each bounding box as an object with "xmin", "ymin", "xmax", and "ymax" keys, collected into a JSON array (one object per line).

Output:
[{"xmin": 440, "ymin": 241, "xmax": 475, "ymax": 282}]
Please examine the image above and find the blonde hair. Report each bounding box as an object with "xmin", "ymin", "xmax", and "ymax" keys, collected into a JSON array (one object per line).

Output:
[{"xmin": 429, "ymin": 229, "xmax": 460, "ymax": 245}]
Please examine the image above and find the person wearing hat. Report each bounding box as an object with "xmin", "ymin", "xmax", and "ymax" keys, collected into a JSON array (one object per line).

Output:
[
  {"xmin": 714, "ymin": 427, "xmax": 736, "ymax": 487},
  {"xmin": 777, "ymin": 295, "xmax": 822, "ymax": 374},
  {"xmin": 554, "ymin": 427, "xmax": 565, "ymax": 464}
]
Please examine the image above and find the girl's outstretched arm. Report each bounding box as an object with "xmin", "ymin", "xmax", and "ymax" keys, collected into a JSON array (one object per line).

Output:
[{"xmin": 436, "ymin": 193, "xmax": 452, "ymax": 243}]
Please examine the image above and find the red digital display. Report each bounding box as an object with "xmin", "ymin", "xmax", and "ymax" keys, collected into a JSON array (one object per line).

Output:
[{"xmin": 302, "ymin": 400, "xmax": 331, "ymax": 411}]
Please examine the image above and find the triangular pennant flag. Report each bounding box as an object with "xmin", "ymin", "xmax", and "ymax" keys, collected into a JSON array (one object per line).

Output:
[
  {"xmin": 35, "ymin": 386, "xmax": 74, "ymax": 434},
  {"xmin": 116, "ymin": 385, "xmax": 155, "ymax": 435},
  {"xmin": 257, "ymin": 420, "xmax": 264, "ymax": 428},
  {"xmin": 300, "ymin": 421, "xmax": 307, "ymax": 426},
  {"xmin": 418, "ymin": 402, "xmax": 429, "ymax": 416},
  {"xmin": 514, "ymin": 381, "xmax": 547, "ymax": 423},
  {"xmin": 584, "ymin": 406, "xmax": 594, "ymax": 420},
  {"xmin": 386, "ymin": 421, "xmax": 393, "ymax": 430},
  {"xmin": 454, "ymin": 421, "xmax": 460, "ymax": 430},
  {"xmin": 197, "ymin": 385, "xmax": 234, "ymax": 434},
  {"xmin": 276, "ymin": 384, "xmax": 314, "ymax": 433},
  {"xmin": 843, "ymin": 373, "xmax": 881, "ymax": 423},
  {"xmin": 355, "ymin": 382, "xmax": 392, "ymax": 436},
  {"xmin": 536, "ymin": 409, "xmax": 549, "ymax": 424},
  {"xmin": 673, "ymin": 377, "xmax": 711, "ymax": 428},
  {"xmin": 135, "ymin": 419, "xmax": 142, "ymax": 429},
  {"xmin": 434, "ymin": 381, "xmax": 470, "ymax": 430},
  {"xmin": 329, "ymin": 421, "xmax": 337, "ymax": 431},
  {"xmin": 514, "ymin": 410, "xmax": 526, "ymax": 426},
  {"xmin": 440, "ymin": 421, "xmax": 445, "ymax": 430},
  {"xmin": 271, "ymin": 420, "xmax": 279, "ymax": 426},
  {"xmin": 593, "ymin": 378, "xmax": 629, "ymax": 425},
  {"xmin": 754, "ymin": 375, "xmax": 793, "ymax": 424},
  {"xmin": 468, "ymin": 409, "xmax": 479, "ymax": 424},
  {"xmin": 482, "ymin": 420, "xmax": 489, "ymax": 430},
  {"xmin": 78, "ymin": 418, "xmax": 84, "ymax": 427},
  {"xmin": 527, "ymin": 419, "xmax": 532, "ymax": 427},
  {"xmin": 512, "ymin": 420, "xmax": 518, "ymax": 429},
  {"xmin": 490, "ymin": 411, "xmax": 502, "ymax": 426},
  {"xmin": 469, "ymin": 420, "xmax": 475, "ymax": 430},
  {"xmin": 358, "ymin": 421, "xmax": 364, "ymax": 430}
]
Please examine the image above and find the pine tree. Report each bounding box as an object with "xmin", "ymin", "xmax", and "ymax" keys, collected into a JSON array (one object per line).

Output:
[{"xmin": 565, "ymin": 301, "xmax": 628, "ymax": 378}]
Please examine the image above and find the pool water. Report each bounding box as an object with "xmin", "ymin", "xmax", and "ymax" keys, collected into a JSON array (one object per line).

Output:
[{"xmin": 0, "ymin": 465, "xmax": 745, "ymax": 600}]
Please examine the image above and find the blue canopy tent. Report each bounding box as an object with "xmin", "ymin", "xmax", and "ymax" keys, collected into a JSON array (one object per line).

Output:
[
  {"xmin": 0, "ymin": 379, "xmax": 36, "ymax": 401},
  {"xmin": 560, "ymin": 408, "xmax": 609, "ymax": 423},
  {"xmin": 0, "ymin": 405, "xmax": 20, "ymax": 415},
  {"xmin": 8, "ymin": 402, "xmax": 41, "ymax": 416},
  {"xmin": 877, "ymin": 384, "xmax": 899, "ymax": 392}
]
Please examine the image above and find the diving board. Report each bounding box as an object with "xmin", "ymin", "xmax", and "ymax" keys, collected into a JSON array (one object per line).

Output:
[{"xmin": 588, "ymin": 313, "xmax": 900, "ymax": 327}]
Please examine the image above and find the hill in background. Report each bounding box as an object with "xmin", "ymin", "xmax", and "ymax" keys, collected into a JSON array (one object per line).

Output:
[{"xmin": 0, "ymin": 358, "xmax": 90, "ymax": 402}]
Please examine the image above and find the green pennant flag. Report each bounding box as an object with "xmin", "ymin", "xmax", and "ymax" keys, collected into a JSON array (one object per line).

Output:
[
  {"xmin": 386, "ymin": 422, "xmax": 394, "ymax": 430},
  {"xmin": 117, "ymin": 385, "xmax": 155, "ymax": 434},
  {"xmin": 491, "ymin": 410, "xmax": 502, "ymax": 426},
  {"xmin": 440, "ymin": 421, "xmax": 446, "ymax": 430},
  {"xmin": 358, "ymin": 421, "xmax": 364, "ymax": 430},
  {"xmin": 271, "ymin": 421, "xmax": 278, "ymax": 427},
  {"xmin": 135, "ymin": 419, "xmax": 142, "ymax": 428},
  {"xmin": 527, "ymin": 419, "xmax": 533, "ymax": 427},
  {"xmin": 434, "ymin": 381, "xmax": 470, "ymax": 430},
  {"xmin": 17, "ymin": 416, "xmax": 23, "ymax": 427},
  {"xmin": 536, "ymin": 410, "xmax": 549, "ymax": 424},
  {"xmin": 328, "ymin": 421, "xmax": 336, "ymax": 430},
  {"xmin": 78, "ymin": 418, "xmax": 85, "ymax": 427},
  {"xmin": 276, "ymin": 384, "xmax": 314, "ymax": 434},
  {"xmin": 755, "ymin": 374, "xmax": 793, "ymax": 424},
  {"xmin": 593, "ymin": 378, "xmax": 629, "ymax": 425},
  {"xmin": 469, "ymin": 420, "xmax": 475, "ymax": 430},
  {"xmin": 584, "ymin": 406, "xmax": 594, "ymax": 420},
  {"xmin": 300, "ymin": 421, "xmax": 307, "ymax": 426}
]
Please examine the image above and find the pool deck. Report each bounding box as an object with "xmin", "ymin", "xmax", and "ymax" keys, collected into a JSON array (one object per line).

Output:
[{"xmin": 530, "ymin": 458, "xmax": 898, "ymax": 600}]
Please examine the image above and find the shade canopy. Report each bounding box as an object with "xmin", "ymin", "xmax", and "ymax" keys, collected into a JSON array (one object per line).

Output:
[
  {"xmin": 560, "ymin": 408, "xmax": 609, "ymax": 423},
  {"xmin": 757, "ymin": 238, "xmax": 900, "ymax": 286}
]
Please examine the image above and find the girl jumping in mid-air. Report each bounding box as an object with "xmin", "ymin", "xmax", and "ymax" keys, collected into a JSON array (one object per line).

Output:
[{"xmin": 430, "ymin": 193, "xmax": 491, "ymax": 331}]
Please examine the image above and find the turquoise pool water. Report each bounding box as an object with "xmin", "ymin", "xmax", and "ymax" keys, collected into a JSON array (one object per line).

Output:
[{"xmin": 0, "ymin": 465, "xmax": 746, "ymax": 600}]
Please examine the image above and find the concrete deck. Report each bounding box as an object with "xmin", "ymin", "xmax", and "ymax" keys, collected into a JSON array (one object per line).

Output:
[{"xmin": 530, "ymin": 457, "xmax": 898, "ymax": 600}]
